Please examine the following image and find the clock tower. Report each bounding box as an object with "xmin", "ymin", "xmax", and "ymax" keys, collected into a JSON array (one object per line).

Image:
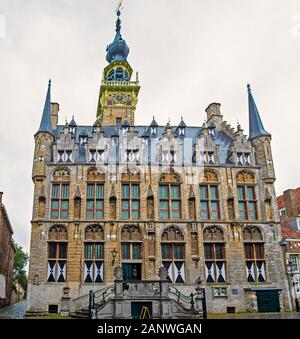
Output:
[{"xmin": 97, "ymin": 9, "xmax": 140, "ymax": 127}]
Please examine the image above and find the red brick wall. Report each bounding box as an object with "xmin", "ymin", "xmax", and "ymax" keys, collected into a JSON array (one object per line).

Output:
[
  {"xmin": 0, "ymin": 208, "xmax": 15, "ymax": 306},
  {"xmin": 277, "ymin": 187, "xmax": 300, "ymax": 221}
]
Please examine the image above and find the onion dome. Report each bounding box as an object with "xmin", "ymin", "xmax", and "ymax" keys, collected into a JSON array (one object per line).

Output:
[{"xmin": 106, "ymin": 10, "xmax": 129, "ymax": 64}]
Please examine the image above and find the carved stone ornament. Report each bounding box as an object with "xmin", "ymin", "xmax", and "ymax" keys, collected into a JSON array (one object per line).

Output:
[
  {"xmin": 114, "ymin": 266, "xmax": 123, "ymax": 281},
  {"xmin": 200, "ymin": 170, "xmax": 218, "ymax": 183},
  {"xmin": 158, "ymin": 267, "xmax": 168, "ymax": 281},
  {"xmin": 236, "ymin": 171, "xmax": 255, "ymax": 184}
]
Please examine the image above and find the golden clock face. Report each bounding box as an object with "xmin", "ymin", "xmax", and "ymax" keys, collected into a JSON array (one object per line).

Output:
[{"xmin": 111, "ymin": 93, "xmax": 130, "ymax": 105}]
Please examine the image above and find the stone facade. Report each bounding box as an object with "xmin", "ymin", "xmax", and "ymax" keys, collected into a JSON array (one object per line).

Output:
[
  {"xmin": 0, "ymin": 192, "xmax": 15, "ymax": 306},
  {"xmin": 26, "ymin": 10, "xmax": 291, "ymax": 317}
]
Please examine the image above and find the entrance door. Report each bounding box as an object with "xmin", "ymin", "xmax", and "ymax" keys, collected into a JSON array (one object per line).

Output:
[
  {"xmin": 131, "ymin": 302, "xmax": 152, "ymax": 319},
  {"xmin": 122, "ymin": 263, "xmax": 141, "ymax": 281},
  {"xmin": 256, "ymin": 290, "xmax": 280, "ymax": 313}
]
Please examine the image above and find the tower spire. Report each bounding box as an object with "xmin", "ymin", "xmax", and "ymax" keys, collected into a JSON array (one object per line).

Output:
[
  {"xmin": 36, "ymin": 80, "xmax": 53, "ymax": 136},
  {"xmin": 248, "ymin": 84, "xmax": 270, "ymax": 140},
  {"xmin": 106, "ymin": 2, "xmax": 129, "ymax": 63}
]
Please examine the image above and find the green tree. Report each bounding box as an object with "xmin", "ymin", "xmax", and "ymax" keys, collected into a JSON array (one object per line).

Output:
[{"xmin": 13, "ymin": 241, "xmax": 29, "ymax": 289}]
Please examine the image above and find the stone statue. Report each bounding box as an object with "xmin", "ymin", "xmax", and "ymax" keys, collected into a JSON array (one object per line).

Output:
[
  {"xmin": 158, "ymin": 267, "xmax": 168, "ymax": 281},
  {"xmin": 114, "ymin": 266, "xmax": 123, "ymax": 281}
]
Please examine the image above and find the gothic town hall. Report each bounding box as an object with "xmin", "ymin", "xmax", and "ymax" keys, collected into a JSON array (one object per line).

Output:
[{"xmin": 26, "ymin": 9, "xmax": 291, "ymax": 318}]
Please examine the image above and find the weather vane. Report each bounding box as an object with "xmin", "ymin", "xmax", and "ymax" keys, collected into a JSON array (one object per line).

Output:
[{"xmin": 116, "ymin": 0, "xmax": 124, "ymax": 13}]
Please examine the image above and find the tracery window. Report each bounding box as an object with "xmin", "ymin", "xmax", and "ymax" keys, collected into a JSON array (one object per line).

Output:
[
  {"xmin": 84, "ymin": 226, "xmax": 104, "ymax": 283},
  {"xmin": 236, "ymin": 171, "xmax": 258, "ymax": 220},
  {"xmin": 86, "ymin": 168, "xmax": 105, "ymax": 219},
  {"xmin": 51, "ymin": 169, "xmax": 70, "ymax": 220},
  {"xmin": 159, "ymin": 172, "xmax": 181, "ymax": 220},
  {"xmin": 243, "ymin": 227, "xmax": 266, "ymax": 283},
  {"xmin": 121, "ymin": 171, "xmax": 140, "ymax": 220},
  {"xmin": 161, "ymin": 226, "xmax": 185, "ymax": 283},
  {"xmin": 47, "ymin": 226, "xmax": 68, "ymax": 283},
  {"xmin": 121, "ymin": 226, "xmax": 142, "ymax": 260},
  {"xmin": 199, "ymin": 170, "xmax": 220, "ymax": 220},
  {"xmin": 203, "ymin": 226, "xmax": 226, "ymax": 283}
]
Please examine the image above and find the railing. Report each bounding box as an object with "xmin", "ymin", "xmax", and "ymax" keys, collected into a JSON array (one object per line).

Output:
[
  {"xmin": 94, "ymin": 286, "xmax": 115, "ymax": 308},
  {"xmin": 169, "ymin": 286, "xmax": 195, "ymax": 311},
  {"xmin": 88, "ymin": 286, "xmax": 115, "ymax": 319},
  {"xmin": 101, "ymin": 80, "xmax": 139, "ymax": 87}
]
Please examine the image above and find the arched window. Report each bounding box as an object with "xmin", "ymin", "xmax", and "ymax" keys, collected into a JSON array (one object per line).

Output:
[
  {"xmin": 243, "ymin": 227, "xmax": 266, "ymax": 283},
  {"xmin": 199, "ymin": 170, "xmax": 220, "ymax": 220},
  {"xmin": 203, "ymin": 226, "xmax": 226, "ymax": 283},
  {"xmin": 161, "ymin": 226, "xmax": 185, "ymax": 283},
  {"xmin": 86, "ymin": 168, "xmax": 105, "ymax": 220},
  {"xmin": 121, "ymin": 226, "xmax": 142, "ymax": 281},
  {"xmin": 51, "ymin": 168, "xmax": 70, "ymax": 220},
  {"xmin": 107, "ymin": 68, "xmax": 129, "ymax": 81},
  {"xmin": 47, "ymin": 225, "xmax": 68, "ymax": 283},
  {"xmin": 159, "ymin": 172, "xmax": 181, "ymax": 220},
  {"xmin": 84, "ymin": 225, "xmax": 105, "ymax": 283},
  {"xmin": 236, "ymin": 171, "xmax": 258, "ymax": 221},
  {"xmin": 121, "ymin": 171, "xmax": 140, "ymax": 220}
]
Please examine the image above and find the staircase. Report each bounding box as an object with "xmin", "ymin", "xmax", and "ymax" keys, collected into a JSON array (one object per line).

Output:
[{"xmin": 70, "ymin": 285, "xmax": 115, "ymax": 319}]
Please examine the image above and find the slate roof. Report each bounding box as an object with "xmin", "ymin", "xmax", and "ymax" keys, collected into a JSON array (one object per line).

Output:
[{"xmin": 54, "ymin": 124, "xmax": 234, "ymax": 165}]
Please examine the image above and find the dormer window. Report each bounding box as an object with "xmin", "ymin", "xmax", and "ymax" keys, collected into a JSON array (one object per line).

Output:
[
  {"xmin": 89, "ymin": 150, "xmax": 105, "ymax": 163},
  {"xmin": 69, "ymin": 126, "xmax": 76, "ymax": 134},
  {"xmin": 208, "ymin": 127, "xmax": 215, "ymax": 137},
  {"xmin": 162, "ymin": 150, "xmax": 177, "ymax": 164},
  {"xmin": 126, "ymin": 150, "xmax": 140, "ymax": 163},
  {"xmin": 179, "ymin": 128, "xmax": 185, "ymax": 137},
  {"xmin": 244, "ymin": 153, "xmax": 251, "ymax": 166},
  {"xmin": 208, "ymin": 152, "xmax": 215, "ymax": 164},
  {"xmin": 80, "ymin": 136, "xmax": 88, "ymax": 146},
  {"xmin": 237, "ymin": 153, "xmax": 251, "ymax": 166},
  {"xmin": 170, "ymin": 151, "xmax": 177, "ymax": 164},
  {"xmin": 200, "ymin": 152, "xmax": 215, "ymax": 165},
  {"xmin": 237, "ymin": 153, "xmax": 243, "ymax": 166},
  {"xmin": 58, "ymin": 150, "xmax": 73, "ymax": 163},
  {"xmin": 151, "ymin": 127, "xmax": 157, "ymax": 135}
]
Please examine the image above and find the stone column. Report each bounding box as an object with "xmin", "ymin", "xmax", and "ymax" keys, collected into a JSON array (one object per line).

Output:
[{"xmin": 60, "ymin": 286, "xmax": 71, "ymax": 316}]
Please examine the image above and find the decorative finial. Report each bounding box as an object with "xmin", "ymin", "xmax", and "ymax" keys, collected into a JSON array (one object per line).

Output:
[
  {"xmin": 116, "ymin": 0, "xmax": 123, "ymax": 32},
  {"xmin": 247, "ymin": 83, "xmax": 251, "ymax": 92},
  {"xmin": 48, "ymin": 79, "xmax": 52, "ymax": 86}
]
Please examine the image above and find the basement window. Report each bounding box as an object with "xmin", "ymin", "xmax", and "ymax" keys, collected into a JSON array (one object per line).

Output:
[{"xmin": 48, "ymin": 305, "xmax": 58, "ymax": 314}]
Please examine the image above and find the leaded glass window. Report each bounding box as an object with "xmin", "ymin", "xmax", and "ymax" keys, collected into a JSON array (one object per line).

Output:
[
  {"xmin": 238, "ymin": 185, "xmax": 258, "ymax": 220},
  {"xmin": 51, "ymin": 184, "xmax": 69, "ymax": 220},
  {"xmin": 121, "ymin": 184, "xmax": 140, "ymax": 219},
  {"xmin": 84, "ymin": 226, "xmax": 104, "ymax": 283},
  {"xmin": 86, "ymin": 183, "xmax": 104, "ymax": 219},
  {"xmin": 161, "ymin": 227, "xmax": 185, "ymax": 283},
  {"xmin": 199, "ymin": 185, "xmax": 220, "ymax": 220},
  {"xmin": 159, "ymin": 185, "xmax": 181, "ymax": 219}
]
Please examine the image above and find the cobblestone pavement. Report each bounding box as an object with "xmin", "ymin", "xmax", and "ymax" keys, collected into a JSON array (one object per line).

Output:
[
  {"xmin": 208, "ymin": 312, "xmax": 300, "ymax": 319},
  {"xmin": 0, "ymin": 301, "xmax": 26, "ymax": 319}
]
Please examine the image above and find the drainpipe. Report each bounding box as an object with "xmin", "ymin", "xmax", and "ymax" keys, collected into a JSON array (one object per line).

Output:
[{"xmin": 279, "ymin": 240, "xmax": 294, "ymax": 311}]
